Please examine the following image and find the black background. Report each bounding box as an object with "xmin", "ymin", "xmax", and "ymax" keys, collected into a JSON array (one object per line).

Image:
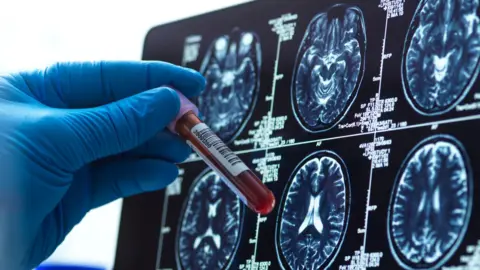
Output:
[{"xmin": 114, "ymin": 0, "xmax": 480, "ymax": 269}]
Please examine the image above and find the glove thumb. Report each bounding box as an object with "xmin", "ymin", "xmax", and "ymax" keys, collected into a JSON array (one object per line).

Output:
[{"xmin": 61, "ymin": 86, "xmax": 180, "ymax": 170}]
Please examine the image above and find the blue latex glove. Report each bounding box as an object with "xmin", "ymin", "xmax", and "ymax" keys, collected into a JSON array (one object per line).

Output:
[{"xmin": 0, "ymin": 61, "xmax": 205, "ymax": 269}]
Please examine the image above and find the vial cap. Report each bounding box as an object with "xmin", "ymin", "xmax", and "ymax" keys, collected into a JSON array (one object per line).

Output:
[{"xmin": 167, "ymin": 89, "xmax": 199, "ymax": 133}]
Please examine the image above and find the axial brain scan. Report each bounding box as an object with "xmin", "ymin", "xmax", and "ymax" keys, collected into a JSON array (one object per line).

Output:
[
  {"xmin": 387, "ymin": 135, "xmax": 473, "ymax": 269},
  {"xmin": 292, "ymin": 4, "xmax": 366, "ymax": 132},
  {"xmin": 197, "ymin": 28, "xmax": 261, "ymax": 143},
  {"xmin": 276, "ymin": 151, "xmax": 350, "ymax": 269},
  {"xmin": 402, "ymin": 0, "xmax": 480, "ymax": 115},
  {"xmin": 176, "ymin": 169, "xmax": 243, "ymax": 270}
]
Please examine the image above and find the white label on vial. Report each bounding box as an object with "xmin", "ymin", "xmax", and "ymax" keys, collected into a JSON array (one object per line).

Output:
[
  {"xmin": 189, "ymin": 123, "xmax": 249, "ymax": 176},
  {"xmin": 187, "ymin": 140, "xmax": 247, "ymax": 204}
]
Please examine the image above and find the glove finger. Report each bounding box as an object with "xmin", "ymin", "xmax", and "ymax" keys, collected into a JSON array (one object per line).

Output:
[
  {"xmin": 60, "ymin": 86, "xmax": 180, "ymax": 169},
  {"xmin": 125, "ymin": 131, "xmax": 192, "ymax": 163},
  {"xmin": 90, "ymin": 158, "xmax": 178, "ymax": 209},
  {"xmin": 18, "ymin": 61, "xmax": 205, "ymax": 108}
]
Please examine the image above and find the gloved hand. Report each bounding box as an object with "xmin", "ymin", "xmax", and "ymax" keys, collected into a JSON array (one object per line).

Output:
[{"xmin": 0, "ymin": 61, "xmax": 205, "ymax": 269}]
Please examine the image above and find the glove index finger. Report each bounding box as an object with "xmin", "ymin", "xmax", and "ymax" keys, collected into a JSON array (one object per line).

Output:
[
  {"xmin": 19, "ymin": 61, "xmax": 206, "ymax": 108},
  {"xmin": 142, "ymin": 61, "xmax": 206, "ymax": 98}
]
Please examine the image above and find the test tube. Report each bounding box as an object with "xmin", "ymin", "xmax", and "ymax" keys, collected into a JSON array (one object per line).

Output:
[{"xmin": 167, "ymin": 90, "xmax": 276, "ymax": 215}]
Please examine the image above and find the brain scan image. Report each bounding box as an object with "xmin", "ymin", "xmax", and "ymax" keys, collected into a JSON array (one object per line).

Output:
[
  {"xmin": 402, "ymin": 0, "xmax": 480, "ymax": 115},
  {"xmin": 197, "ymin": 28, "xmax": 261, "ymax": 143},
  {"xmin": 275, "ymin": 151, "xmax": 351, "ymax": 269},
  {"xmin": 175, "ymin": 169, "xmax": 243, "ymax": 270},
  {"xmin": 387, "ymin": 135, "xmax": 473, "ymax": 269},
  {"xmin": 291, "ymin": 4, "xmax": 366, "ymax": 132}
]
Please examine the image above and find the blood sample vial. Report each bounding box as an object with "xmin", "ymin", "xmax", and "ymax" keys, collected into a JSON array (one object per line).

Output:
[{"xmin": 167, "ymin": 90, "xmax": 276, "ymax": 215}]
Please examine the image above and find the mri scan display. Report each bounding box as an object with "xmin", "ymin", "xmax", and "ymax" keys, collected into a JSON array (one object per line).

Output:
[
  {"xmin": 147, "ymin": 2, "xmax": 480, "ymax": 269},
  {"xmin": 275, "ymin": 151, "xmax": 350, "ymax": 269},
  {"xmin": 197, "ymin": 28, "xmax": 261, "ymax": 143},
  {"xmin": 387, "ymin": 135, "xmax": 473, "ymax": 269},
  {"xmin": 291, "ymin": 4, "xmax": 366, "ymax": 132},
  {"xmin": 175, "ymin": 169, "xmax": 243, "ymax": 270},
  {"xmin": 402, "ymin": 0, "xmax": 480, "ymax": 115}
]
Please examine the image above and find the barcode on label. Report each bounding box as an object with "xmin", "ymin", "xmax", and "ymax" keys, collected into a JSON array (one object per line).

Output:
[{"xmin": 191, "ymin": 123, "xmax": 248, "ymax": 176}]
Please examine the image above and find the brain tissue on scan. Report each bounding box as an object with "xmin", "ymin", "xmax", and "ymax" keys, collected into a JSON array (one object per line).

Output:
[
  {"xmin": 176, "ymin": 169, "xmax": 243, "ymax": 270},
  {"xmin": 197, "ymin": 28, "xmax": 261, "ymax": 143},
  {"xmin": 276, "ymin": 151, "xmax": 350, "ymax": 270},
  {"xmin": 292, "ymin": 4, "xmax": 366, "ymax": 132},
  {"xmin": 402, "ymin": 0, "xmax": 480, "ymax": 115},
  {"xmin": 388, "ymin": 135, "xmax": 473, "ymax": 269}
]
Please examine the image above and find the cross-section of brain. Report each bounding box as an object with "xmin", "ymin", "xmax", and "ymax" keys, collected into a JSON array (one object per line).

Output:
[
  {"xmin": 275, "ymin": 151, "xmax": 350, "ymax": 269},
  {"xmin": 387, "ymin": 135, "xmax": 473, "ymax": 269},
  {"xmin": 292, "ymin": 4, "xmax": 366, "ymax": 132},
  {"xmin": 197, "ymin": 28, "xmax": 261, "ymax": 143},
  {"xmin": 402, "ymin": 0, "xmax": 480, "ymax": 115},
  {"xmin": 176, "ymin": 169, "xmax": 243, "ymax": 270}
]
